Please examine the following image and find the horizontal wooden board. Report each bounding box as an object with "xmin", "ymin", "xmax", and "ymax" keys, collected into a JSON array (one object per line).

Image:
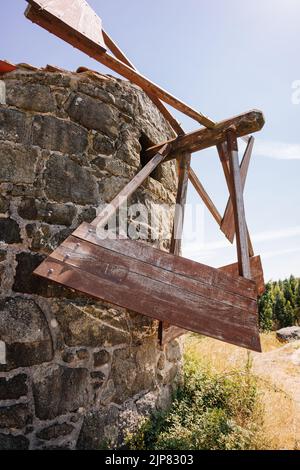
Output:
[
  {"xmin": 73, "ymin": 223, "xmax": 258, "ymax": 301},
  {"xmin": 34, "ymin": 226, "xmax": 261, "ymax": 352}
]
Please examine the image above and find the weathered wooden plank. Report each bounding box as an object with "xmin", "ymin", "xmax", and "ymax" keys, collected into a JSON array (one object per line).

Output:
[
  {"xmin": 57, "ymin": 237, "xmax": 257, "ymax": 314},
  {"xmin": 25, "ymin": 3, "xmax": 214, "ymax": 128},
  {"xmin": 219, "ymin": 256, "xmax": 265, "ymax": 296},
  {"xmin": 34, "ymin": 240, "xmax": 261, "ymax": 351},
  {"xmin": 226, "ymin": 129, "xmax": 251, "ymax": 279},
  {"xmin": 26, "ymin": 0, "xmax": 107, "ymax": 50},
  {"xmin": 189, "ymin": 167, "xmax": 222, "ymax": 226},
  {"xmin": 221, "ymin": 137, "xmax": 254, "ymax": 242},
  {"xmin": 91, "ymin": 144, "xmax": 170, "ymax": 228},
  {"xmin": 217, "ymin": 142, "xmax": 254, "ymax": 257},
  {"xmin": 146, "ymin": 110, "xmax": 265, "ymax": 160},
  {"xmin": 73, "ymin": 223, "xmax": 257, "ymax": 300}
]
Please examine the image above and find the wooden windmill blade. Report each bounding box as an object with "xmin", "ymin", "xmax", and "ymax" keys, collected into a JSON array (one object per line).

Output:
[{"xmin": 26, "ymin": 0, "xmax": 107, "ymax": 52}]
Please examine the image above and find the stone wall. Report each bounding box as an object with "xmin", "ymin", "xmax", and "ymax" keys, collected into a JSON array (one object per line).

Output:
[{"xmin": 0, "ymin": 66, "xmax": 182, "ymax": 450}]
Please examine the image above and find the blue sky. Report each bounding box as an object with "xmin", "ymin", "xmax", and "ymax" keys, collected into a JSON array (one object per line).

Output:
[{"xmin": 1, "ymin": 0, "xmax": 300, "ymax": 280}]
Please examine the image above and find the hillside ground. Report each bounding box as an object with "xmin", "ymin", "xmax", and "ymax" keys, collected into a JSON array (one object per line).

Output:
[{"xmin": 185, "ymin": 333, "xmax": 300, "ymax": 449}]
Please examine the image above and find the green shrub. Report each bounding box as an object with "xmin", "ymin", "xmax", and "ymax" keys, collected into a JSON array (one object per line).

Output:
[{"xmin": 126, "ymin": 354, "xmax": 262, "ymax": 450}]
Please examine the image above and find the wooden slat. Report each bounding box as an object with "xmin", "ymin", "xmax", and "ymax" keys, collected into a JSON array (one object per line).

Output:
[
  {"xmin": 189, "ymin": 168, "xmax": 222, "ymax": 226},
  {"xmin": 146, "ymin": 110, "xmax": 265, "ymax": 159},
  {"xmin": 226, "ymin": 129, "xmax": 251, "ymax": 279},
  {"xmin": 91, "ymin": 144, "xmax": 170, "ymax": 228},
  {"xmin": 73, "ymin": 223, "xmax": 257, "ymax": 300},
  {"xmin": 25, "ymin": 3, "xmax": 214, "ymax": 128},
  {"xmin": 219, "ymin": 256, "xmax": 265, "ymax": 296},
  {"xmin": 26, "ymin": 0, "xmax": 107, "ymax": 50},
  {"xmin": 221, "ymin": 137, "xmax": 254, "ymax": 242},
  {"xmin": 53, "ymin": 237, "xmax": 257, "ymax": 314},
  {"xmin": 34, "ymin": 235, "xmax": 261, "ymax": 351}
]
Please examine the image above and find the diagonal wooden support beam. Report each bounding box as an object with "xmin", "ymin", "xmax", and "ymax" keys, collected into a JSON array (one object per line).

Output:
[
  {"xmin": 189, "ymin": 167, "xmax": 222, "ymax": 226},
  {"xmin": 226, "ymin": 128, "xmax": 251, "ymax": 279},
  {"xmin": 217, "ymin": 143, "xmax": 254, "ymax": 257},
  {"xmin": 221, "ymin": 137, "xmax": 254, "ymax": 243},
  {"xmin": 25, "ymin": 2, "xmax": 215, "ymax": 128},
  {"xmin": 91, "ymin": 144, "xmax": 170, "ymax": 229}
]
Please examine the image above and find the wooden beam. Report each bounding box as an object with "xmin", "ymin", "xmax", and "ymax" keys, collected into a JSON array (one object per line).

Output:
[
  {"xmin": 25, "ymin": 3, "xmax": 215, "ymax": 128},
  {"xmin": 146, "ymin": 110, "xmax": 265, "ymax": 160},
  {"xmin": 170, "ymin": 153, "xmax": 192, "ymax": 256},
  {"xmin": 221, "ymin": 137, "xmax": 254, "ymax": 242},
  {"xmin": 189, "ymin": 168, "xmax": 222, "ymax": 226},
  {"xmin": 226, "ymin": 128, "xmax": 251, "ymax": 279},
  {"xmin": 217, "ymin": 143, "xmax": 254, "ymax": 257},
  {"xmin": 91, "ymin": 144, "xmax": 170, "ymax": 228},
  {"xmin": 26, "ymin": 0, "xmax": 107, "ymax": 51}
]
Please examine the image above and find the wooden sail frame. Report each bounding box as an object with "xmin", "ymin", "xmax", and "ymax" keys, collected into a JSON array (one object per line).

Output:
[{"xmin": 21, "ymin": 0, "xmax": 266, "ymax": 350}]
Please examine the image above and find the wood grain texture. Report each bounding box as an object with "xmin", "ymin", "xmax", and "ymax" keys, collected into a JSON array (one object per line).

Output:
[
  {"xmin": 26, "ymin": 0, "xmax": 107, "ymax": 50},
  {"xmin": 219, "ymin": 256, "xmax": 265, "ymax": 296},
  {"xmin": 146, "ymin": 110, "xmax": 265, "ymax": 159},
  {"xmin": 221, "ymin": 137, "xmax": 254, "ymax": 242},
  {"xmin": 34, "ymin": 230, "xmax": 261, "ymax": 351},
  {"xmin": 227, "ymin": 129, "xmax": 251, "ymax": 279},
  {"xmin": 217, "ymin": 143, "xmax": 254, "ymax": 257}
]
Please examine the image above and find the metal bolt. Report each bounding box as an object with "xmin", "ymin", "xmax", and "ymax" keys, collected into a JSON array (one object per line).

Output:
[
  {"xmin": 64, "ymin": 254, "xmax": 70, "ymax": 260},
  {"xmin": 76, "ymin": 242, "xmax": 81, "ymax": 248},
  {"xmin": 48, "ymin": 268, "xmax": 54, "ymax": 275}
]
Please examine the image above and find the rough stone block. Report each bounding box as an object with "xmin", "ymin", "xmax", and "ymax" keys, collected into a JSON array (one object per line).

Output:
[
  {"xmin": 0, "ymin": 195, "xmax": 9, "ymax": 213},
  {"xmin": 0, "ymin": 218, "xmax": 21, "ymax": 244},
  {"xmin": 13, "ymin": 252, "xmax": 49, "ymax": 296},
  {"xmin": 44, "ymin": 154, "xmax": 99, "ymax": 204},
  {"xmin": 32, "ymin": 365, "xmax": 90, "ymax": 420},
  {"xmin": 93, "ymin": 350, "xmax": 110, "ymax": 367},
  {"xmin": 31, "ymin": 115, "xmax": 88, "ymax": 154},
  {"xmin": 0, "ymin": 108, "xmax": 29, "ymax": 144},
  {"xmin": 93, "ymin": 133, "xmax": 116, "ymax": 156},
  {"xmin": 0, "ymin": 81, "xmax": 5, "ymax": 105},
  {"xmin": 36, "ymin": 423, "xmax": 74, "ymax": 441},
  {"xmin": 0, "ymin": 433, "xmax": 29, "ymax": 450},
  {"xmin": 0, "ymin": 141, "xmax": 39, "ymax": 184},
  {"xmin": 55, "ymin": 302, "xmax": 130, "ymax": 347},
  {"xmin": 6, "ymin": 81, "xmax": 56, "ymax": 113},
  {"xmin": 0, "ymin": 297, "xmax": 53, "ymax": 371},
  {"xmin": 77, "ymin": 406, "xmax": 119, "ymax": 450},
  {"xmin": 0, "ymin": 404, "xmax": 32, "ymax": 429},
  {"xmin": 18, "ymin": 198, "xmax": 77, "ymax": 226},
  {"xmin": 0, "ymin": 374, "xmax": 28, "ymax": 400},
  {"xmin": 67, "ymin": 92, "xmax": 119, "ymax": 138},
  {"xmin": 111, "ymin": 340, "xmax": 157, "ymax": 404}
]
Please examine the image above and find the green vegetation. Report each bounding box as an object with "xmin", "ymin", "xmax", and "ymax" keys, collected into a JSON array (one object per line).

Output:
[
  {"xmin": 259, "ymin": 275, "xmax": 300, "ymax": 331},
  {"xmin": 126, "ymin": 351, "xmax": 263, "ymax": 450}
]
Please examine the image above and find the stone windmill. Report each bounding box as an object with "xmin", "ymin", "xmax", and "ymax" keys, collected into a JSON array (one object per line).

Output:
[{"xmin": 23, "ymin": 0, "xmax": 265, "ymax": 351}]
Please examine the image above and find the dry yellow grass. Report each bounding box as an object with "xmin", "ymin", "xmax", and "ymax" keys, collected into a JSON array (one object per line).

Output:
[{"xmin": 184, "ymin": 333, "xmax": 299, "ymax": 450}]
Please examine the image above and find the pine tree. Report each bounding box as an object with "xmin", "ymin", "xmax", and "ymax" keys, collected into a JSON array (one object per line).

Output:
[{"xmin": 273, "ymin": 289, "xmax": 287, "ymax": 329}]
